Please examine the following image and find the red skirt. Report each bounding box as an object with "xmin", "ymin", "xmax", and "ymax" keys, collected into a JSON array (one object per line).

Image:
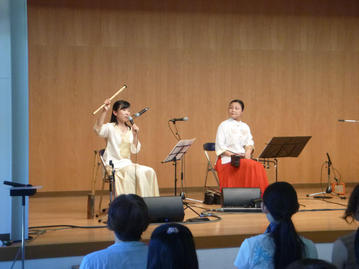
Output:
[{"xmin": 215, "ymin": 157, "xmax": 269, "ymax": 195}]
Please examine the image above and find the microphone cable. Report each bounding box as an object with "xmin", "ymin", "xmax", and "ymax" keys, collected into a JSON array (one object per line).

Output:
[
  {"xmin": 132, "ymin": 125, "xmax": 139, "ymax": 195},
  {"xmin": 168, "ymin": 120, "xmax": 181, "ymax": 141}
]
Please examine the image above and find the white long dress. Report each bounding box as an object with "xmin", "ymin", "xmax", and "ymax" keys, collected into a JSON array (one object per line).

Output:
[{"xmin": 94, "ymin": 122, "xmax": 159, "ymax": 197}]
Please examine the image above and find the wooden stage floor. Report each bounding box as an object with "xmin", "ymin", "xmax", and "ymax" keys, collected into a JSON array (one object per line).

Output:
[{"xmin": 0, "ymin": 186, "xmax": 357, "ymax": 261}]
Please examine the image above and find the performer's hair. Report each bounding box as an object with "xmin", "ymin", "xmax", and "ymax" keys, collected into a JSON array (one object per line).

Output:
[
  {"xmin": 286, "ymin": 258, "xmax": 337, "ymax": 269},
  {"xmin": 110, "ymin": 100, "xmax": 130, "ymax": 124},
  {"xmin": 263, "ymin": 182, "xmax": 304, "ymax": 269},
  {"xmin": 147, "ymin": 223, "xmax": 198, "ymax": 269},
  {"xmin": 229, "ymin": 99, "xmax": 245, "ymax": 111},
  {"xmin": 107, "ymin": 194, "xmax": 149, "ymax": 241},
  {"xmin": 343, "ymin": 184, "xmax": 359, "ymax": 264}
]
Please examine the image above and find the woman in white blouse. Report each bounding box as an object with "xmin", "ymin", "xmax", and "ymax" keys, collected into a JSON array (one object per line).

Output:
[
  {"xmin": 94, "ymin": 99, "xmax": 159, "ymax": 197},
  {"xmin": 215, "ymin": 99, "xmax": 268, "ymax": 194}
]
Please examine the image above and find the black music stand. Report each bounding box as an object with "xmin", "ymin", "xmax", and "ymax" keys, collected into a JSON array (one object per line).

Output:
[
  {"xmin": 258, "ymin": 136, "xmax": 312, "ymax": 182},
  {"xmin": 4, "ymin": 181, "xmax": 41, "ymax": 269},
  {"xmin": 162, "ymin": 138, "xmax": 196, "ymax": 196}
]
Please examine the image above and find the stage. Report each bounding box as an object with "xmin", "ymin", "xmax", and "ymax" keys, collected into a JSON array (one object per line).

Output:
[{"xmin": 0, "ymin": 186, "xmax": 357, "ymax": 261}]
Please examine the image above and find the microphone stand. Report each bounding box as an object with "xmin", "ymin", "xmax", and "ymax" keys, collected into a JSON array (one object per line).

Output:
[
  {"xmin": 109, "ymin": 160, "xmax": 115, "ymax": 203},
  {"xmin": 171, "ymin": 121, "xmax": 184, "ymax": 196},
  {"xmin": 168, "ymin": 121, "xmax": 203, "ymax": 219},
  {"xmin": 306, "ymin": 153, "xmax": 333, "ymax": 199},
  {"xmin": 325, "ymin": 153, "xmax": 333, "ymax": 194}
]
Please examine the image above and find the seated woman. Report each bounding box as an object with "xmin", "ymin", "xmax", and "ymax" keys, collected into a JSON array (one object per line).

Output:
[
  {"xmin": 331, "ymin": 184, "xmax": 359, "ymax": 268},
  {"xmin": 94, "ymin": 99, "xmax": 159, "ymax": 197},
  {"xmin": 147, "ymin": 223, "xmax": 198, "ymax": 269},
  {"xmin": 215, "ymin": 99, "xmax": 268, "ymax": 195},
  {"xmin": 234, "ymin": 182, "xmax": 318, "ymax": 269}
]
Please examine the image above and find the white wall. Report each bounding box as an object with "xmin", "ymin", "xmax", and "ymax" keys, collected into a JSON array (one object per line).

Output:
[
  {"xmin": 0, "ymin": 0, "xmax": 13, "ymax": 241},
  {"xmin": 0, "ymin": 243, "xmax": 333, "ymax": 269},
  {"xmin": 0, "ymin": 0, "xmax": 29, "ymax": 242}
]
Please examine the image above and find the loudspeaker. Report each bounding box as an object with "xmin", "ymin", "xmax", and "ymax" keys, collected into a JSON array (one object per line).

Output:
[
  {"xmin": 221, "ymin": 187, "xmax": 261, "ymax": 208},
  {"xmin": 143, "ymin": 196, "xmax": 184, "ymax": 223}
]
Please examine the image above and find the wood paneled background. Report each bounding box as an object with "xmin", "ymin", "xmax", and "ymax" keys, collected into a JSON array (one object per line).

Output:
[{"xmin": 28, "ymin": 0, "xmax": 359, "ymax": 192}]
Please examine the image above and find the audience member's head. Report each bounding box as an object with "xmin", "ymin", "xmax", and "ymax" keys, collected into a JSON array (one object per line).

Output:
[
  {"xmin": 343, "ymin": 184, "xmax": 359, "ymax": 223},
  {"xmin": 147, "ymin": 223, "xmax": 198, "ymax": 269},
  {"xmin": 262, "ymin": 181, "xmax": 303, "ymax": 269},
  {"xmin": 286, "ymin": 258, "xmax": 337, "ymax": 269},
  {"xmin": 342, "ymin": 184, "xmax": 359, "ymax": 264},
  {"xmin": 263, "ymin": 181, "xmax": 299, "ymax": 221},
  {"xmin": 107, "ymin": 194, "xmax": 149, "ymax": 241}
]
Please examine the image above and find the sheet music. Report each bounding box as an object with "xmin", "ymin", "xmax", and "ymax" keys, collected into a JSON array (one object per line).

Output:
[{"xmin": 162, "ymin": 138, "xmax": 196, "ymax": 163}]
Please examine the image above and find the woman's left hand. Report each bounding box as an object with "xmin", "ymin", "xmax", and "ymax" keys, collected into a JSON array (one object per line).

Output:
[
  {"xmin": 244, "ymin": 151, "xmax": 252, "ymax": 159},
  {"xmin": 132, "ymin": 124, "xmax": 139, "ymax": 135}
]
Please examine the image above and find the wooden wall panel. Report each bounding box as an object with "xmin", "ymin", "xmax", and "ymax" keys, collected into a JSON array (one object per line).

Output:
[{"xmin": 28, "ymin": 0, "xmax": 359, "ymax": 191}]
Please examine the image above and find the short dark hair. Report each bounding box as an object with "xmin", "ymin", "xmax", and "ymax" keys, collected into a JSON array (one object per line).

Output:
[
  {"xmin": 229, "ymin": 99, "xmax": 245, "ymax": 111},
  {"xmin": 147, "ymin": 223, "xmax": 198, "ymax": 269},
  {"xmin": 107, "ymin": 194, "xmax": 149, "ymax": 241},
  {"xmin": 110, "ymin": 100, "xmax": 130, "ymax": 124}
]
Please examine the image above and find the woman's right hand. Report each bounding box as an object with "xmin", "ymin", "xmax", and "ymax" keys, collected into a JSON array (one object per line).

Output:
[
  {"xmin": 103, "ymin": 99, "xmax": 111, "ymax": 112},
  {"xmin": 223, "ymin": 151, "xmax": 234, "ymax": 157}
]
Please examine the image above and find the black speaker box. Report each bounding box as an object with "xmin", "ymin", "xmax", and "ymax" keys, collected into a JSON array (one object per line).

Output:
[
  {"xmin": 221, "ymin": 187, "xmax": 261, "ymax": 208},
  {"xmin": 143, "ymin": 196, "xmax": 184, "ymax": 223}
]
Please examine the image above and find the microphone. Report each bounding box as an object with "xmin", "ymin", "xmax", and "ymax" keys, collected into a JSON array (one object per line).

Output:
[
  {"xmin": 132, "ymin": 107, "xmax": 149, "ymax": 118},
  {"xmin": 128, "ymin": 116, "xmax": 134, "ymax": 125},
  {"xmin": 169, "ymin": 117, "xmax": 189, "ymax": 122},
  {"xmin": 338, "ymin": 119, "xmax": 359, "ymax": 123},
  {"xmin": 3, "ymin": 181, "xmax": 32, "ymax": 187}
]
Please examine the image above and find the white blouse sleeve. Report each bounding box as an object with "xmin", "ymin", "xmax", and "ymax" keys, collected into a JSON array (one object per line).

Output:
[
  {"xmin": 93, "ymin": 123, "xmax": 110, "ymax": 138},
  {"xmin": 131, "ymin": 140, "xmax": 141, "ymax": 154},
  {"xmin": 243, "ymin": 124, "xmax": 254, "ymax": 147}
]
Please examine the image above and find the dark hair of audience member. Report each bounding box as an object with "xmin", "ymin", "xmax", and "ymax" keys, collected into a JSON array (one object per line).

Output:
[
  {"xmin": 263, "ymin": 182, "xmax": 304, "ymax": 269},
  {"xmin": 343, "ymin": 184, "xmax": 359, "ymax": 223},
  {"xmin": 107, "ymin": 194, "xmax": 149, "ymax": 241},
  {"xmin": 229, "ymin": 99, "xmax": 245, "ymax": 111},
  {"xmin": 286, "ymin": 258, "xmax": 337, "ymax": 269},
  {"xmin": 147, "ymin": 223, "xmax": 198, "ymax": 269},
  {"xmin": 343, "ymin": 184, "xmax": 359, "ymax": 264},
  {"xmin": 110, "ymin": 100, "xmax": 131, "ymax": 124}
]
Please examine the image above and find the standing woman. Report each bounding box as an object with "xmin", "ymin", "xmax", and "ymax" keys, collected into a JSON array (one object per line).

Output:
[
  {"xmin": 94, "ymin": 99, "xmax": 159, "ymax": 197},
  {"xmin": 215, "ymin": 99, "xmax": 268, "ymax": 194}
]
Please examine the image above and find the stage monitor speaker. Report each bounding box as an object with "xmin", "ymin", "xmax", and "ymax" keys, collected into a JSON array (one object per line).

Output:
[
  {"xmin": 221, "ymin": 187, "xmax": 261, "ymax": 208},
  {"xmin": 143, "ymin": 196, "xmax": 184, "ymax": 223}
]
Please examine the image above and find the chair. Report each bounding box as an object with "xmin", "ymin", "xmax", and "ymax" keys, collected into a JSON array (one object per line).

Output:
[
  {"xmin": 96, "ymin": 149, "xmax": 115, "ymax": 219},
  {"xmin": 203, "ymin": 143, "xmax": 220, "ymax": 188}
]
